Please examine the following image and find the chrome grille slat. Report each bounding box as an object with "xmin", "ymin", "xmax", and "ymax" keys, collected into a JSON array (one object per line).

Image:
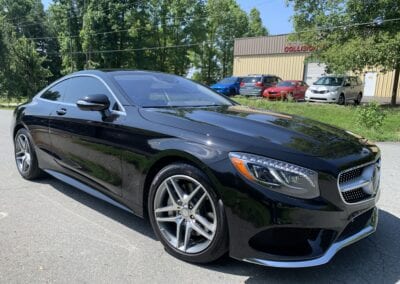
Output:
[{"xmin": 337, "ymin": 159, "xmax": 380, "ymax": 204}]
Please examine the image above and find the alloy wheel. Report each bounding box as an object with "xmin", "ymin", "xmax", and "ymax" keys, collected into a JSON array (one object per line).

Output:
[
  {"xmin": 15, "ymin": 134, "xmax": 32, "ymax": 174},
  {"xmin": 153, "ymin": 175, "xmax": 217, "ymax": 254}
]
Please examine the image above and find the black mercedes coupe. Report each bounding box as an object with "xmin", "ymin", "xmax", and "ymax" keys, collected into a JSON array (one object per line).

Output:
[{"xmin": 11, "ymin": 70, "xmax": 381, "ymax": 268}]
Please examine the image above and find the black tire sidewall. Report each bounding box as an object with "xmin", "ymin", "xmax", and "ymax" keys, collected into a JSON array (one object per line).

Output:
[
  {"xmin": 148, "ymin": 163, "xmax": 228, "ymax": 264},
  {"xmin": 14, "ymin": 128, "xmax": 42, "ymax": 180}
]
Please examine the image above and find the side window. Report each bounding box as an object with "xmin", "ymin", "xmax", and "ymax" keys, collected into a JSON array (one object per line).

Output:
[
  {"xmin": 344, "ymin": 78, "xmax": 351, "ymax": 86},
  {"xmin": 263, "ymin": 77, "xmax": 274, "ymax": 84},
  {"xmin": 64, "ymin": 76, "xmax": 112, "ymax": 104},
  {"xmin": 351, "ymin": 77, "xmax": 358, "ymax": 86},
  {"xmin": 41, "ymin": 80, "xmax": 68, "ymax": 101}
]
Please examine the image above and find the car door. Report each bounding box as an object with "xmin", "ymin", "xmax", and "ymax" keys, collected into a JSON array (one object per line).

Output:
[
  {"xmin": 49, "ymin": 76, "xmax": 124, "ymax": 196},
  {"xmin": 343, "ymin": 77, "xmax": 353, "ymax": 100},
  {"xmin": 27, "ymin": 80, "xmax": 68, "ymax": 158}
]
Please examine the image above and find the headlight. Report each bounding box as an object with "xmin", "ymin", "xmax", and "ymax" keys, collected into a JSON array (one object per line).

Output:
[{"xmin": 229, "ymin": 152, "xmax": 319, "ymax": 199}]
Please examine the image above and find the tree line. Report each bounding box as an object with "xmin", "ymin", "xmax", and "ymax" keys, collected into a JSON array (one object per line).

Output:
[{"xmin": 0, "ymin": 0, "xmax": 268, "ymax": 100}]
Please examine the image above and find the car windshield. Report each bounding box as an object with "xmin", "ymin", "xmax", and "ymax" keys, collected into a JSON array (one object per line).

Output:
[
  {"xmin": 113, "ymin": 73, "xmax": 233, "ymax": 108},
  {"xmin": 314, "ymin": 77, "xmax": 343, "ymax": 86},
  {"xmin": 242, "ymin": 76, "xmax": 261, "ymax": 83},
  {"xmin": 219, "ymin": 77, "xmax": 237, "ymax": 84},
  {"xmin": 277, "ymin": 81, "xmax": 296, "ymax": 87}
]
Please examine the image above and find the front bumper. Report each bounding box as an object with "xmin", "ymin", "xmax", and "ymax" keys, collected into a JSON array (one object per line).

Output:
[
  {"xmin": 305, "ymin": 91, "xmax": 339, "ymax": 103},
  {"xmin": 243, "ymin": 207, "xmax": 378, "ymax": 268}
]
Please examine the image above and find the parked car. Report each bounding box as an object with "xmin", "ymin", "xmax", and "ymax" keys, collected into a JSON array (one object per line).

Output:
[
  {"xmin": 240, "ymin": 74, "xmax": 282, "ymax": 97},
  {"xmin": 263, "ymin": 80, "xmax": 308, "ymax": 101},
  {"xmin": 12, "ymin": 70, "xmax": 380, "ymax": 268},
  {"xmin": 305, "ymin": 76, "xmax": 363, "ymax": 105},
  {"xmin": 210, "ymin": 76, "xmax": 242, "ymax": 96}
]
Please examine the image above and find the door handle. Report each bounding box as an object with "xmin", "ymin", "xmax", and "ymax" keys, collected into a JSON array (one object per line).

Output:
[{"xmin": 56, "ymin": 108, "xmax": 67, "ymax": 116}]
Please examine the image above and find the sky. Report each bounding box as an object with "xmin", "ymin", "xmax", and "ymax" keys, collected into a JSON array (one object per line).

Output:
[{"xmin": 41, "ymin": 0, "xmax": 294, "ymax": 35}]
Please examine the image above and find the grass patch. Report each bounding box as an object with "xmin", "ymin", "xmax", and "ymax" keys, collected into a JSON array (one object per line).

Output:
[
  {"xmin": 0, "ymin": 97, "xmax": 27, "ymax": 109},
  {"xmin": 233, "ymin": 97, "xmax": 400, "ymax": 142}
]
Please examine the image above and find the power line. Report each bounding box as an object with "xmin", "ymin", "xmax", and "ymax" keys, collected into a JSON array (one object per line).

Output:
[{"xmin": 25, "ymin": 16, "xmax": 210, "ymax": 41}]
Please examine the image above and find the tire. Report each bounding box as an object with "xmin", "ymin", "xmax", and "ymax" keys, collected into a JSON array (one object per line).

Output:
[
  {"xmin": 338, "ymin": 93, "xmax": 346, "ymax": 105},
  {"xmin": 354, "ymin": 93, "xmax": 362, "ymax": 105},
  {"xmin": 14, "ymin": 128, "xmax": 44, "ymax": 180},
  {"xmin": 148, "ymin": 163, "xmax": 228, "ymax": 264}
]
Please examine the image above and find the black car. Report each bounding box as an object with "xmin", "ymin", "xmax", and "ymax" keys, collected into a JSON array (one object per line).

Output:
[{"xmin": 12, "ymin": 70, "xmax": 380, "ymax": 268}]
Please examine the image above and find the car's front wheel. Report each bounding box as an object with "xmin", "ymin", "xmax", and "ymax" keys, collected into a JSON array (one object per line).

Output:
[
  {"xmin": 148, "ymin": 163, "xmax": 228, "ymax": 263},
  {"xmin": 14, "ymin": 128, "xmax": 43, "ymax": 180},
  {"xmin": 338, "ymin": 93, "xmax": 346, "ymax": 105}
]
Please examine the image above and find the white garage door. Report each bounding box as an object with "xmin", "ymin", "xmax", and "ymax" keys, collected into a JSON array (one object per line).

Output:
[
  {"xmin": 364, "ymin": 72, "xmax": 377, "ymax": 97},
  {"xmin": 304, "ymin": 63, "xmax": 327, "ymax": 86}
]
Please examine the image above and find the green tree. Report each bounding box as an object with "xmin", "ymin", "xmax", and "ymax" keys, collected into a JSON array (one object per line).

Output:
[
  {"xmin": 288, "ymin": 0, "xmax": 400, "ymax": 105},
  {"xmin": 195, "ymin": 0, "xmax": 249, "ymax": 84},
  {"xmin": 0, "ymin": 0, "xmax": 54, "ymax": 99},
  {"xmin": 247, "ymin": 8, "xmax": 268, "ymax": 37}
]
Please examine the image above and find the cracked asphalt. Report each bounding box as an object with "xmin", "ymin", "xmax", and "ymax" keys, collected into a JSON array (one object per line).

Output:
[{"xmin": 0, "ymin": 109, "xmax": 399, "ymax": 283}]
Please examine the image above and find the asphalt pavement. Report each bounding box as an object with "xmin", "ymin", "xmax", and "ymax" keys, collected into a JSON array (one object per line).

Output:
[{"xmin": 0, "ymin": 109, "xmax": 399, "ymax": 283}]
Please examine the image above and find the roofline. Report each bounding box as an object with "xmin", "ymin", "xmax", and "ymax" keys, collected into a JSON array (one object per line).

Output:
[{"xmin": 234, "ymin": 33, "xmax": 291, "ymax": 41}]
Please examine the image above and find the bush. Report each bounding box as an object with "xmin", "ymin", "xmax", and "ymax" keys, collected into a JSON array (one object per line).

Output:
[{"xmin": 356, "ymin": 102, "xmax": 387, "ymax": 129}]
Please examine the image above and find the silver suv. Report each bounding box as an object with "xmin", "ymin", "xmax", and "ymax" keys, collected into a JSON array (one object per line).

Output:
[
  {"xmin": 305, "ymin": 76, "xmax": 363, "ymax": 105},
  {"xmin": 240, "ymin": 74, "xmax": 282, "ymax": 97}
]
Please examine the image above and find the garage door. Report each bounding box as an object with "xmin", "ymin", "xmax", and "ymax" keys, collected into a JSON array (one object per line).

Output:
[{"xmin": 304, "ymin": 63, "xmax": 327, "ymax": 86}]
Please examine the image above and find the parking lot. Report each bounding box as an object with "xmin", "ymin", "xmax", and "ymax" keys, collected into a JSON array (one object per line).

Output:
[{"xmin": 0, "ymin": 108, "xmax": 399, "ymax": 283}]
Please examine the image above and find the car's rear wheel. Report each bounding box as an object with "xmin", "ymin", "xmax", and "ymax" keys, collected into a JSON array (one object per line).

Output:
[
  {"xmin": 14, "ymin": 128, "xmax": 43, "ymax": 180},
  {"xmin": 338, "ymin": 94, "xmax": 346, "ymax": 105},
  {"xmin": 354, "ymin": 93, "xmax": 362, "ymax": 105},
  {"xmin": 148, "ymin": 163, "xmax": 228, "ymax": 263}
]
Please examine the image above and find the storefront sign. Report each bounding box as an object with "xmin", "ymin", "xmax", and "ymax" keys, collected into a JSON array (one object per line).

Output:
[{"xmin": 284, "ymin": 45, "xmax": 316, "ymax": 53}]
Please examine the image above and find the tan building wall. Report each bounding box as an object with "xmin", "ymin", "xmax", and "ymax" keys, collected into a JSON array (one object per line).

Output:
[
  {"xmin": 370, "ymin": 70, "xmax": 400, "ymax": 98},
  {"xmin": 233, "ymin": 54, "xmax": 308, "ymax": 81}
]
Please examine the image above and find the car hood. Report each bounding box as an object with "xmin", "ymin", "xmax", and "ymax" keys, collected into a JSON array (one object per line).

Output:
[
  {"xmin": 267, "ymin": 86, "xmax": 295, "ymax": 92},
  {"xmin": 309, "ymin": 85, "xmax": 341, "ymax": 92},
  {"xmin": 139, "ymin": 105, "xmax": 370, "ymax": 159},
  {"xmin": 211, "ymin": 83, "xmax": 232, "ymax": 89}
]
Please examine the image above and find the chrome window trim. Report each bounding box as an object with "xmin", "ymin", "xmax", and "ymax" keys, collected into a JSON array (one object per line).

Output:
[
  {"xmin": 337, "ymin": 158, "xmax": 381, "ymax": 205},
  {"xmin": 37, "ymin": 73, "xmax": 126, "ymax": 115}
]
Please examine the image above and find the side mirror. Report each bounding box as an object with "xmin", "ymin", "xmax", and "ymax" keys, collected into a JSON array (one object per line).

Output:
[{"xmin": 77, "ymin": 94, "xmax": 110, "ymax": 111}]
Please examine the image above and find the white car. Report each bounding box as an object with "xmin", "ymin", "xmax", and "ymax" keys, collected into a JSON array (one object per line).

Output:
[{"xmin": 305, "ymin": 76, "xmax": 363, "ymax": 105}]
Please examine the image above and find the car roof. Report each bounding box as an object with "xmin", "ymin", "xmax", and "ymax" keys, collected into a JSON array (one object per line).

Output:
[{"xmin": 245, "ymin": 74, "xmax": 277, "ymax": 77}]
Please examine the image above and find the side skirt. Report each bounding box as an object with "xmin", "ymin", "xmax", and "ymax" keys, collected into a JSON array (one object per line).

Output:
[{"xmin": 44, "ymin": 169, "xmax": 134, "ymax": 214}]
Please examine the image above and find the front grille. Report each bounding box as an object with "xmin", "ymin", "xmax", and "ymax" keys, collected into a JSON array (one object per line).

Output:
[
  {"xmin": 310, "ymin": 97, "xmax": 327, "ymax": 100},
  {"xmin": 312, "ymin": 90, "xmax": 327, "ymax": 94},
  {"xmin": 339, "ymin": 168, "xmax": 363, "ymax": 184},
  {"xmin": 338, "ymin": 160, "xmax": 380, "ymax": 204},
  {"xmin": 342, "ymin": 188, "xmax": 369, "ymax": 203}
]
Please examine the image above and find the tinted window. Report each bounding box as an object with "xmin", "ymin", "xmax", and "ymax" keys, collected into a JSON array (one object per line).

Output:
[
  {"xmin": 263, "ymin": 77, "xmax": 276, "ymax": 84},
  {"xmin": 242, "ymin": 76, "xmax": 261, "ymax": 83},
  {"xmin": 64, "ymin": 76, "xmax": 111, "ymax": 104},
  {"xmin": 41, "ymin": 80, "xmax": 68, "ymax": 101},
  {"xmin": 350, "ymin": 77, "xmax": 358, "ymax": 86},
  {"xmin": 113, "ymin": 73, "xmax": 232, "ymax": 107}
]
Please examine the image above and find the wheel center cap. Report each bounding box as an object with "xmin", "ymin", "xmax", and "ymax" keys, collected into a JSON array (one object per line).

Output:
[{"xmin": 180, "ymin": 208, "xmax": 190, "ymax": 218}]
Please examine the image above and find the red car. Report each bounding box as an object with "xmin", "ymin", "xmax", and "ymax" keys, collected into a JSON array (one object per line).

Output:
[{"xmin": 263, "ymin": 80, "xmax": 308, "ymax": 101}]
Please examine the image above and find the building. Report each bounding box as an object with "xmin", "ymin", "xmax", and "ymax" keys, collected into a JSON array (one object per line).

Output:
[{"xmin": 233, "ymin": 34, "xmax": 399, "ymax": 101}]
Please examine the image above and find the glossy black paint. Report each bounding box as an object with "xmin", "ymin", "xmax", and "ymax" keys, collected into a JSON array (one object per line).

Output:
[{"xmin": 12, "ymin": 70, "xmax": 379, "ymax": 263}]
